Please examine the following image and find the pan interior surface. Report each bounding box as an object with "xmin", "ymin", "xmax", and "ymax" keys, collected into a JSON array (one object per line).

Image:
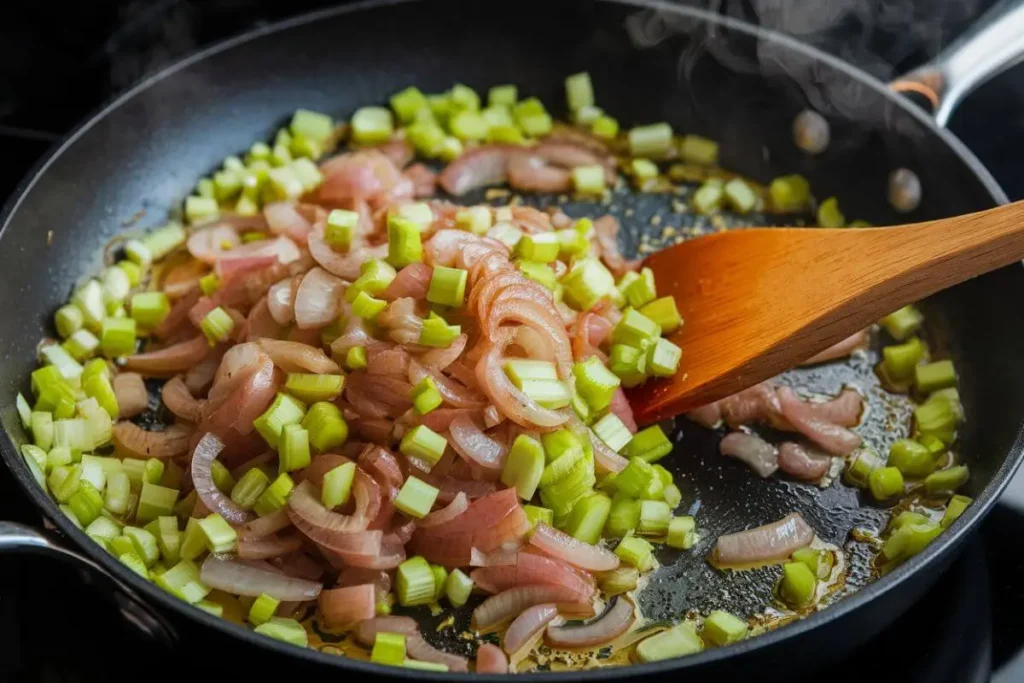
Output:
[{"xmin": 1, "ymin": 0, "xmax": 1021, "ymax": 676}]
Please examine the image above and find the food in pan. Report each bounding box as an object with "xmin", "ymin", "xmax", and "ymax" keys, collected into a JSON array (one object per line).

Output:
[{"xmin": 14, "ymin": 72, "xmax": 968, "ymax": 671}]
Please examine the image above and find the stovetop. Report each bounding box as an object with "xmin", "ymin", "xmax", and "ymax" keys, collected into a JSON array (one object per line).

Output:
[{"xmin": 3, "ymin": 1, "xmax": 1024, "ymax": 681}]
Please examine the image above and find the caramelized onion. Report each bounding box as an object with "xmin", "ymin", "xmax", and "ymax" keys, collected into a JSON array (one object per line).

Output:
[{"xmin": 122, "ymin": 336, "xmax": 209, "ymax": 376}]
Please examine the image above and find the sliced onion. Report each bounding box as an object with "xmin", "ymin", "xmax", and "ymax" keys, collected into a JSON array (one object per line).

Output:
[
  {"xmin": 470, "ymin": 545, "xmax": 520, "ymax": 567},
  {"xmin": 778, "ymin": 386, "xmax": 861, "ymax": 455},
  {"xmin": 256, "ymin": 337, "xmax": 340, "ymax": 374},
  {"xmin": 187, "ymin": 224, "xmax": 241, "ymax": 264},
  {"xmin": 476, "ymin": 336, "xmax": 569, "ymax": 430},
  {"xmin": 418, "ymin": 492, "xmax": 468, "ymax": 528},
  {"xmin": 122, "ymin": 336, "xmax": 209, "ymax": 376},
  {"xmin": 801, "ymin": 328, "xmax": 869, "ymax": 365},
  {"xmin": 503, "ymin": 604, "xmax": 560, "ymax": 655},
  {"xmin": 237, "ymin": 533, "xmax": 303, "ymax": 559},
  {"xmin": 403, "ymin": 162, "xmax": 437, "ymax": 197},
  {"xmin": 238, "ymin": 508, "xmax": 292, "ymax": 540},
  {"xmin": 545, "ymin": 595, "xmax": 634, "ymax": 648},
  {"xmin": 287, "ymin": 479, "xmax": 373, "ymax": 535},
  {"xmin": 185, "ymin": 344, "xmax": 226, "ymax": 395},
  {"xmin": 318, "ymin": 584, "xmax": 377, "ymax": 628},
  {"xmin": 112, "ymin": 372, "xmax": 149, "ymax": 419},
  {"xmin": 528, "ymin": 523, "xmax": 620, "ymax": 572},
  {"xmin": 201, "ymin": 353, "xmax": 277, "ymax": 437},
  {"xmin": 714, "ymin": 512, "xmax": 815, "ymax": 568},
  {"xmin": 471, "ymin": 584, "xmax": 591, "ymax": 631},
  {"xmin": 476, "ymin": 643, "xmax": 509, "ymax": 674},
  {"xmin": 437, "ymin": 145, "xmax": 513, "ymax": 196},
  {"xmin": 337, "ymin": 567, "xmax": 391, "ymax": 600},
  {"xmin": 366, "ymin": 347, "xmax": 411, "ymax": 378},
  {"xmin": 293, "ymin": 267, "xmax": 344, "ymax": 329},
  {"xmin": 216, "ymin": 255, "xmax": 279, "ymax": 281},
  {"xmin": 593, "ymin": 215, "xmax": 640, "ymax": 279},
  {"xmin": 608, "ymin": 388, "xmax": 638, "ymax": 434},
  {"xmin": 191, "ymin": 432, "xmax": 251, "ymax": 524},
  {"xmin": 720, "ymin": 431, "xmax": 779, "ymax": 478},
  {"xmin": 381, "ymin": 262, "xmax": 432, "ymax": 301},
  {"xmin": 471, "ymin": 553, "xmax": 594, "ymax": 600},
  {"xmin": 778, "ymin": 442, "xmax": 833, "ymax": 482},
  {"xmin": 200, "ymin": 554, "xmax": 321, "ymax": 601},
  {"xmin": 264, "ymin": 201, "xmax": 313, "ymax": 244},
  {"xmin": 267, "ymin": 277, "xmax": 296, "ymax": 325},
  {"xmin": 417, "ymin": 333, "xmax": 466, "ymax": 371},
  {"xmin": 358, "ymin": 446, "xmax": 405, "ymax": 489},
  {"xmin": 112, "ymin": 422, "xmax": 193, "ymax": 460},
  {"xmin": 449, "ymin": 414, "xmax": 507, "ymax": 471},
  {"xmin": 154, "ymin": 288, "xmax": 200, "ymax": 340},
  {"xmin": 410, "ymin": 359, "xmax": 486, "ymax": 408},
  {"xmin": 161, "ymin": 375, "xmax": 204, "ymax": 423},
  {"xmin": 354, "ymin": 617, "xmax": 469, "ymax": 672}
]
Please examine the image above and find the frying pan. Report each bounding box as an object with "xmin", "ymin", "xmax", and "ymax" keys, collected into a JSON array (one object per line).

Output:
[{"xmin": 1, "ymin": 0, "xmax": 1023, "ymax": 678}]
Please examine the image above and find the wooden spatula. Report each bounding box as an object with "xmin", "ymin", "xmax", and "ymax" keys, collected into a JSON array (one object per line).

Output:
[{"xmin": 626, "ymin": 200, "xmax": 1024, "ymax": 424}]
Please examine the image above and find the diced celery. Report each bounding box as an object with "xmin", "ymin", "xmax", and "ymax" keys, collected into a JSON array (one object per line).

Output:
[
  {"xmin": 679, "ymin": 135, "xmax": 718, "ymax": 165},
  {"xmin": 769, "ymin": 174, "xmax": 811, "ymax": 212},
  {"xmin": 279, "ymin": 423, "xmax": 311, "ymax": 473},
  {"xmin": 399, "ymin": 425, "xmax": 447, "ymax": 467},
  {"xmin": 254, "ymin": 617, "xmax": 308, "ymax": 647},
  {"xmin": 703, "ymin": 610, "xmax": 748, "ymax": 647},
  {"xmin": 816, "ymin": 197, "xmax": 845, "ymax": 227},
  {"xmin": 628, "ymin": 123, "xmax": 673, "ymax": 158},
  {"xmin": 779, "ymin": 561, "xmax": 816, "ymax": 607},
  {"xmin": 572, "ymin": 165, "xmax": 606, "ymax": 194},
  {"xmin": 253, "ymin": 393, "xmax": 307, "ymax": 450},
  {"xmin": 880, "ymin": 305, "xmax": 924, "ymax": 341},
  {"xmin": 564, "ymin": 493, "xmax": 612, "ymax": 545},
  {"xmin": 615, "ymin": 536, "xmax": 654, "ymax": 571},
  {"xmin": 198, "ymin": 513, "xmax": 237, "ymax": 554},
  {"xmin": 351, "ymin": 106, "xmax": 393, "ymax": 145},
  {"xmin": 252, "ymin": 473, "xmax": 294, "ymax": 517},
  {"xmin": 394, "ymin": 477, "xmax": 440, "ymax": 519},
  {"xmin": 915, "ymin": 360, "xmax": 957, "ymax": 394}
]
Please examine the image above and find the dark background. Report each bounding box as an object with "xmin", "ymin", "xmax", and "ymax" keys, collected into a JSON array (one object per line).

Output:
[{"xmin": 2, "ymin": 1, "xmax": 1024, "ymax": 681}]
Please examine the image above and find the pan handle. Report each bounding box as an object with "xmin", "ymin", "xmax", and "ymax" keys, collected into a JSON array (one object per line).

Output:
[
  {"xmin": 889, "ymin": 0, "xmax": 1024, "ymax": 127},
  {"xmin": 0, "ymin": 521, "xmax": 178, "ymax": 646}
]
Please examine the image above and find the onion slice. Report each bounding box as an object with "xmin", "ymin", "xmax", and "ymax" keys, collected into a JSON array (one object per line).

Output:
[
  {"xmin": 237, "ymin": 534, "xmax": 303, "ymax": 559},
  {"xmin": 471, "ymin": 584, "xmax": 592, "ymax": 631},
  {"xmin": 122, "ymin": 336, "xmax": 210, "ymax": 376},
  {"xmin": 293, "ymin": 267, "xmax": 344, "ymax": 330},
  {"xmin": 112, "ymin": 422, "xmax": 192, "ymax": 460},
  {"xmin": 200, "ymin": 554, "xmax": 321, "ymax": 601},
  {"xmin": 545, "ymin": 595, "xmax": 634, "ymax": 648},
  {"xmin": 319, "ymin": 584, "xmax": 377, "ymax": 628},
  {"xmin": 503, "ymin": 603, "xmax": 559, "ymax": 655},
  {"xmin": 528, "ymin": 523, "xmax": 620, "ymax": 571},
  {"xmin": 476, "ymin": 643, "xmax": 509, "ymax": 674},
  {"xmin": 713, "ymin": 512, "xmax": 815, "ymax": 568},
  {"xmin": 448, "ymin": 413, "xmax": 507, "ymax": 471},
  {"xmin": 417, "ymin": 492, "xmax": 469, "ymax": 528},
  {"xmin": 191, "ymin": 432, "xmax": 251, "ymax": 524},
  {"xmin": 113, "ymin": 372, "xmax": 149, "ymax": 419}
]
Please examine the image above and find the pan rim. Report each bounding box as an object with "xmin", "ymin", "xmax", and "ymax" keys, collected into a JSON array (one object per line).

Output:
[{"xmin": 0, "ymin": 0, "xmax": 1019, "ymax": 677}]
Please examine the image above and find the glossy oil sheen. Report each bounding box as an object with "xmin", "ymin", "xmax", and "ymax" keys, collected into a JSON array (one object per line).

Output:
[{"xmin": 0, "ymin": 0, "xmax": 1021, "ymax": 679}]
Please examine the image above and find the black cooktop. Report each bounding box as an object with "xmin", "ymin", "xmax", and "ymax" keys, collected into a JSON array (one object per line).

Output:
[{"xmin": 2, "ymin": 1, "xmax": 1024, "ymax": 681}]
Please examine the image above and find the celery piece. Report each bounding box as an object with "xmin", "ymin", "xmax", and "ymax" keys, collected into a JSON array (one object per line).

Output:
[
  {"xmin": 130, "ymin": 292, "xmax": 170, "ymax": 329},
  {"xmin": 254, "ymin": 617, "xmax": 308, "ymax": 647},
  {"xmin": 418, "ymin": 316, "xmax": 460, "ymax": 348},
  {"xmin": 592, "ymin": 115, "xmax": 619, "ymax": 139},
  {"xmin": 779, "ymin": 561, "xmax": 816, "ymax": 607},
  {"xmin": 769, "ymin": 174, "xmax": 811, "ymax": 212},
  {"xmin": 628, "ymin": 123, "xmax": 673, "ymax": 158},
  {"xmin": 481, "ymin": 105, "xmax": 514, "ymax": 130},
  {"xmin": 844, "ymin": 447, "xmax": 882, "ymax": 488},
  {"xmin": 504, "ymin": 359, "xmax": 559, "ymax": 385},
  {"xmin": 100, "ymin": 317, "xmax": 136, "ymax": 357},
  {"xmin": 68, "ymin": 481, "xmax": 104, "ymax": 526},
  {"xmin": 198, "ymin": 513, "xmax": 237, "ymax": 554},
  {"xmin": 572, "ymin": 165, "xmax": 606, "ymax": 194},
  {"xmin": 118, "ymin": 551, "xmax": 151, "ymax": 579},
  {"xmin": 573, "ymin": 358, "xmax": 621, "ymax": 413},
  {"xmin": 882, "ymin": 337, "xmax": 926, "ymax": 381},
  {"xmin": 454, "ymin": 206, "xmax": 492, "ymax": 236},
  {"xmin": 321, "ymin": 461, "xmax": 356, "ymax": 510},
  {"xmin": 399, "ymin": 425, "xmax": 447, "ymax": 467},
  {"xmin": 184, "ymin": 196, "xmax": 219, "ymax": 224},
  {"xmin": 387, "ymin": 215, "xmax": 423, "ymax": 268},
  {"xmin": 82, "ymin": 373, "xmax": 118, "ymax": 419},
  {"xmin": 523, "ymin": 505, "xmax": 554, "ymax": 529},
  {"xmin": 703, "ymin": 610, "xmax": 748, "ymax": 647},
  {"xmin": 517, "ymin": 261, "xmax": 557, "ymax": 290},
  {"xmin": 284, "ymin": 373, "xmax": 344, "ymax": 404},
  {"xmin": 200, "ymin": 306, "xmax": 235, "ymax": 345},
  {"xmin": 882, "ymin": 522, "xmax": 940, "ymax": 564},
  {"xmin": 351, "ymin": 106, "xmax": 393, "ymax": 145},
  {"xmin": 231, "ymin": 467, "xmax": 270, "ymax": 509},
  {"xmin": 396, "ymin": 556, "xmax": 435, "ymax": 607},
  {"xmin": 518, "ymin": 379, "xmax": 571, "ymax": 409},
  {"xmin": 390, "ymin": 87, "xmax": 429, "ymax": 124},
  {"xmin": 155, "ymin": 559, "xmax": 210, "ymax": 604},
  {"xmin": 636, "ymin": 622, "xmax": 703, "ymax": 662},
  {"xmin": 517, "ymin": 111, "xmax": 553, "ymax": 137},
  {"xmin": 666, "ymin": 515, "xmax": 699, "ymax": 549},
  {"xmin": 692, "ymin": 179, "xmax": 724, "ymax": 215},
  {"xmin": 500, "ymin": 437, "xmax": 545, "ymax": 502},
  {"xmin": 556, "ymin": 228, "xmax": 588, "ymax": 257},
  {"xmin": 279, "ymin": 423, "xmax": 311, "ymax": 473},
  {"xmin": 488, "ymin": 84, "xmax": 517, "ymax": 108},
  {"xmin": 489, "ymin": 222, "xmax": 523, "ymax": 249},
  {"xmin": 290, "ymin": 109, "xmax": 334, "ymax": 142},
  {"xmin": 539, "ymin": 460, "xmax": 596, "ymax": 518},
  {"xmin": 637, "ymin": 500, "xmax": 671, "ymax": 536},
  {"xmin": 325, "ymin": 209, "xmax": 358, "ymax": 251},
  {"xmin": 516, "ymin": 232, "xmax": 560, "ymax": 264},
  {"xmin": 614, "ymin": 458, "xmax": 656, "ymax": 499},
  {"xmin": 599, "ymin": 566, "xmax": 639, "ymax": 597},
  {"xmin": 30, "ymin": 412, "xmax": 56, "ymax": 451},
  {"xmin": 914, "ymin": 393, "xmax": 960, "ymax": 444},
  {"xmin": 438, "ymin": 136, "xmax": 463, "ymax": 162},
  {"xmin": 104, "ymin": 471, "xmax": 131, "ymax": 515},
  {"xmin": 136, "ymin": 482, "xmax": 179, "ymax": 524},
  {"xmin": 611, "ymin": 308, "xmax": 661, "ymax": 348},
  {"xmin": 565, "ymin": 72, "xmax": 594, "ymax": 111},
  {"xmin": 23, "ymin": 444, "xmax": 49, "ymax": 476},
  {"xmin": 85, "ymin": 516, "xmax": 121, "ymax": 545},
  {"xmin": 441, "ymin": 568, "xmax": 473, "ymax": 609},
  {"xmin": 449, "ymin": 110, "xmax": 488, "ymax": 142},
  {"xmin": 123, "ymin": 526, "xmax": 160, "ymax": 566},
  {"xmin": 253, "ymin": 392, "xmax": 306, "ymax": 450},
  {"xmin": 372, "ymin": 631, "xmax": 407, "ymax": 666},
  {"xmin": 915, "ymin": 359, "xmax": 957, "ymax": 394},
  {"xmin": 592, "ymin": 413, "xmax": 632, "ymax": 453},
  {"xmin": 564, "ymin": 493, "xmax": 612, "ymax": 545},
  {"xmin": 630, "ymin": 158, "xmax": 659, "ymax": 189},
  {"xmin": 406, "ymin": 120, "xmax": 446, "ymax": 157},
  {"xmin": 252, "ymin": 473, "xmax": 295, "ymax": 517},
  {"xmin": 540, "ymin": 445, "xmax": 585, "ymax": 488},
  {"xmin": 394, "ymin": 477, "xmax": 440, "ymax": 519},
  {"xmin": 888, "ymin": 439, "xmax": 934, "ymax": 478},
  {"xmin": 301, "ymin": 401, "xmax": 348, "ymax": 452},
  {"xmin": 63, "ymin": 329, "xmax": 101, "ymax": 362},
  {"xmin": 623, "ymin": 425, "xmax": 673, "ymax": 463},
  {"xmin": 156, "ymin": 516, "xmax": 181, "ymax": 564},
  {"xmin": 604, "ymin": 495, "xmax": 641, "ymax": 538},
  {"xmin": 791, "ymin": 547, "xmax": 834, "ymax": 580},
  {"xmin": 646, "ymin": 338, "xmax": 682, "ymax": 377},
  {"xmin": 869, "ymin": 466, "xmax": 904, "ymax": 501},
  {"xmin": 880, "ymin": 304, "xmax": 924, "ymax": 341},
  {"xmin": 345, "ymin": 347, "xmax": 368, "ymax": 371},
  {"xmin": 427, "ymin": 266, "xmax": 468, "ymax": 308},
  {"xmin": 679, "ymin": 135, "xmax": 719, "ymax": 165},
  {"xmin": 290, "ymin": 158, "xmax": 323, "ymax": 192},
  {"xmin": 816, "ymin": 197, "xmax": 845, "ymax": 227},
  {"xmin": 724, "ymin": 177, "xmax": 757, "ymax": 214},
  {"xmin": 623, "ymin": 267, "xmax": 656, "ymax": 309},
  {"xmin": 411, "ymin": 376, "xmax": 442, "ymax": 416},
  {"xmin": 55, "ymin": 305, "xmax": 84, "ymax": 339},
  {"xmin": 196, "ymin": 600, "xmax": 223, "ymax": 617},
  {"xmin": 924, "ymin": 465, "xmax": 969, "ymax": 495},
  {"xmin": 574, "ymin": 104, "xmax": 604, "ymax": 126},
  {"xmin": 615, "ymin": 536, "xmax": 654, "ymax": 571},
  {"xmin": 40, "ymin": 344, "xmax": 83, "ymax": 384},
  {"xmin": 199, "ymin": 273, "xmax": 220, "ymax": 296},
  {"xmin": 249, "ymin": 592, "xmax": 281, "ymax": 627},
  {"xmin": 73, "ymin": 279, "xmax": 107, "ymax": 330},
  {"xmin": 941, "ymin": 494, "xmax": 972, "ymax": 528},
  {"xmin": 562, "ymin": 258, "xmax": 615, "ymax": 311}
]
